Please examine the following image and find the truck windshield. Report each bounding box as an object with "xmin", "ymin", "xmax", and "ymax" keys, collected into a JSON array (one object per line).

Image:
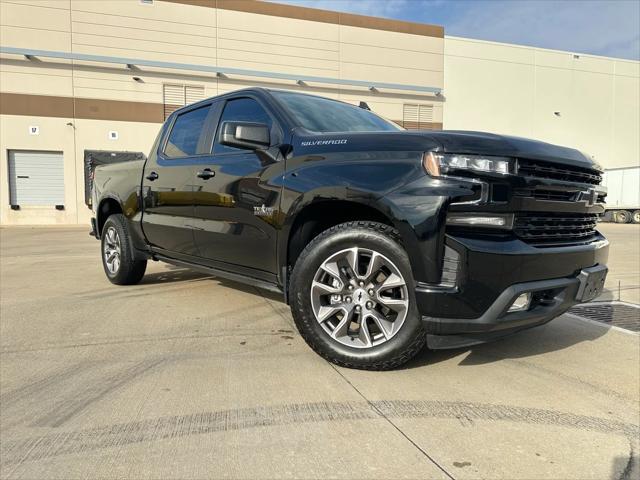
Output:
[{"xmin": 272, "ymin": 91, "xmax": 402, "ymax": 133}]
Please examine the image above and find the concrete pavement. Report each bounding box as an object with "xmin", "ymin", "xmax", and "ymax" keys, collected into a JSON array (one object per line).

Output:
[{"xmin": 0, "ymin": 225, "xmax": 638, "ymax": 479}]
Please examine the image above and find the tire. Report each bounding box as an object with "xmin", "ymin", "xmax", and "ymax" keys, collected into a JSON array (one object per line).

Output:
[
  {"xmin": 101, "ymin": 214, "xmax": 147, "ymax": 285},
  {"xmin": 632, "ymin": 210, "xmax": 640, "ymax": 224},
  {"xmin": 613, "ymin": 210, "xmax": 632, "ymax": 224},
  {"xmin": 289, "ymin": 221, "xmax": 427, "ymax": 370}
]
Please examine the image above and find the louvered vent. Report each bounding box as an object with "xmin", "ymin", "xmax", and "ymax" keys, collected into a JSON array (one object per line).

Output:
[
  {"xmin": 403, "ymin": 104, "xmax": 434, "ymax": 130},
  {"xmin": 163, "ymin": 84, "xmax": 205, "ymax": 119},
  {"xmin": 185, "ymin": 85, "xmax": 204, "ymax": 105}
]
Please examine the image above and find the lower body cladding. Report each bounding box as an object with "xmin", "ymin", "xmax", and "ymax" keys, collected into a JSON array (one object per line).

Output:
[{"xmin": 417, "ymin": 234, "xmax": 609, "ymax": 349}]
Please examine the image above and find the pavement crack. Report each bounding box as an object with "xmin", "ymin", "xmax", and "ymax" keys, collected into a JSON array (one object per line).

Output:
[{"xmin": 327, "ymin": 365, "xmax": 456, "ymax": 480}]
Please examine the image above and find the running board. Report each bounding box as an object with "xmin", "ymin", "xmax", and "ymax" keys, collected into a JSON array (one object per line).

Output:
[{"xmin": 154, "ymin": 254, "xmax": 283, "ymax": 295}]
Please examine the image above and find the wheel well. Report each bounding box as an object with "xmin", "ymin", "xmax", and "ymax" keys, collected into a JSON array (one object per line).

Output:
[
  {"xmin": 287, "ymin": 200, "xmax": 393, "ymax": 269},
  {"xmin": 97, "ymin": 198, "xmax": 123, "ymax": 236}
]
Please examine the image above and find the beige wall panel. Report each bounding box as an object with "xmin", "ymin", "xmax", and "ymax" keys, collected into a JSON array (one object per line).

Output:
[
  {"xmin": 0, "ymin": 25, "xmax": 71, "ymax": 51},
  {"xmin": 339, "ymin": 25, "xmax": 443, "ymax": 54},
  {"xmin": 340, "ymin": 43, "xmax": 443, "ymax": 72},
  {"xmin": 612, "ymin": 75, "xmax": 640, "ymax": 168},
  {"xmin": 446, "ymin": 37, "xmax": 535, "ymax": 65},
  {"xmin": 217, "ymin": 27, "xmax": 338, "ymax": 53},
  {"xmin": 72, "ymin": 33, "xmax": 216, "ymax": 59},
  {"xmin": 568, "ymin": 71, "xmax": 614, "ymax": 163},
  {"xmin": 0, "ymin": 1, "xmax": 70, "ymax": 31},
  {"xmin": 443, "ymin": 55, "xmax": 535, "ymax": 137},
  {"xmin": 217, "ymin": 37, "xmax": 336, "ymax": 62},
  {"xmin": 4, "ymin": 0, "xmax": 69, "ymax": 9},
  {"xmin": 573, "ymin": 55, "xmax": 614, "ymax": 75},
  {"xmin": 532, "ymin": 66, "xmax": 575, "ymax": 147},
  {"xmin": 615, "ymin": 60, "xmax": 640, "ymax": 77},
  {"xmin": 0, "ymin": 115, "xmax": 77, "ymax": 225},
  {"xmin": 71, "ymin": 44, "xmax": 215, "ymax": 67},
  {"xmin": 0, "ymin": 70, "xmax": 73, "ymax": 96},
  {"xmin": 217, "ymin": 48, "xmax": 338, "ymax": 72},
  {"xmin": 534, "ymin": 50, "xmax": 574, "ymax": 69},
  {"xmin": 217, "ymin": 56, "xmax": 338, "ymax": 76},
  {"xmin": 71, "ymin": 0, "xmax": 216, "ymax": 27},
  {"xmin": 340, "ymin": 63, "xmax": 443, "ymax": 88},
  {"xmin": 71, "ymin": 10, "xmax": 216, "ymax": 38},
  {"xmin": 71, "ymin": 22, "xmax": 215, "ymax": 48},
  {"xmin": 72, "ymin": 69, "xmax": 217, "ymax": 95},
  {"xmin": 217, "ymin": 9, "xmax": 339, "ymax": 42}
]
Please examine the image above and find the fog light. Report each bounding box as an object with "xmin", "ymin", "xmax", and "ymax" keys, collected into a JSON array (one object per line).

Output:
[{"xmin": 508, "ymin": 292, "xmax": 531, "ymax": 312}]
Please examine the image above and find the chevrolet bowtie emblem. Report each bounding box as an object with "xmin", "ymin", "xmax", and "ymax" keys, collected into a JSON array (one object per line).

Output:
[{"xmin": 579, "ymin": 187, "xmax": 597, "ymax": 207}]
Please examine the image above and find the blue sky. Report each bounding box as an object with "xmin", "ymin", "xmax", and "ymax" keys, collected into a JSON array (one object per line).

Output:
[{"xmin": 273, "ymin": 0, "xmax": 640, "ymax": 61}]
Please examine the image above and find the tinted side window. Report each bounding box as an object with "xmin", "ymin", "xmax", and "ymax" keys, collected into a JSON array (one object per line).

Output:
[
  {"xmin": 214, "ymin": 98, "xmax": 272, "ymax": 154},
  {"xmin": 164, "ymin": 105, "xmax": 211, "ymax": 158}
]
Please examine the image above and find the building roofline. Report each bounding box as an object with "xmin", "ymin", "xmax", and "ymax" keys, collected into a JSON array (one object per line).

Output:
[
  {"xmin": 445, "ymin": 35, "xmax": 640, "ymax": 66},
  {"xmin": 164, "ymin": 0, "xmax": 444, "ymax": 38}
]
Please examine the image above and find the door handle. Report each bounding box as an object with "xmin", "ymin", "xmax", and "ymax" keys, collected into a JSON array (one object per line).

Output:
[
  {"xmin": 146, "ymin": 171, "xmax": 159, "ymax": 181},
  {"xmin": 196, "ymin": 168, "xmax": 215, "ymax": 179}
]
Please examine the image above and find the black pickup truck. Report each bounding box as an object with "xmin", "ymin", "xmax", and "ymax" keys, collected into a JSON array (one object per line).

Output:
[{"xmin": 91, "ymin": 87, "xmax": 609, "ymax": 370}]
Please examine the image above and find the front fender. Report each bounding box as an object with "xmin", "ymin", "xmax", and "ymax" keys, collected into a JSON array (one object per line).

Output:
[{"xmin": 380, "ymin": 175, "xmax": 478, "ymax": 283}]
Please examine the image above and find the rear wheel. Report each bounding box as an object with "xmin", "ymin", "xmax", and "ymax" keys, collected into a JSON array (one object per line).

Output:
[
  {"xmin": 613, "ymin": 210, "xmax": 632, "ymax": 224},
  {"xmin": 101, "ymin": 214, "xmax": 147, "ymax": 285},
  {"xmin": 289, "ymin": 221, "xmax": 426, "ymax": 370},
  {"xmin": 632, "ymin": 210, "xmax": 640, "ymax": 224}
]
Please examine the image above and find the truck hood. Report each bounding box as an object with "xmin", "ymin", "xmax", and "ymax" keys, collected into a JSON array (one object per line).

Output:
[
  {"xmin": 295, "ymin": 129, "xmax": 599, "ymax": 171},
  {"xmin": 423, "ymin": 131, "xmax": 599, "ymax": 170}
]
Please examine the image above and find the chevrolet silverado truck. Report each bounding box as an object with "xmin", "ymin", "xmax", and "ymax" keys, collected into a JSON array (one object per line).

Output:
[{"xmin": 91, "ymin": 87, "xmax": 609, "ymax": 370}]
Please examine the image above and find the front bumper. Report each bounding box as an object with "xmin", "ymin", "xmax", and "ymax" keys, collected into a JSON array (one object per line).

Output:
[{"xmin": 417, "ymin": 233, "xmax": 609, "ymax": 348}]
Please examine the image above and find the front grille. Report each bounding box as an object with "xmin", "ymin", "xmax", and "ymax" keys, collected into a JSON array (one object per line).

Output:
[
  {"xmin": 514, "ymin": 212, "xmax": 599, "ymax": 247},
  {"xmin": 517, "ymin": 159, "xmax": 602, "ymax": 185},
  {"xmin": 514, "ymin": 188, "xmax": 607, "ymax": 203},
  {"xmin": 514, "ymin": 188, "xmax": 575, "ymax": 201}
]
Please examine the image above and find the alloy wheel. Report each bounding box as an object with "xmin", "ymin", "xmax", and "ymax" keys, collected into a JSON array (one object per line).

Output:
[
  {"xmin": 103, "ymin": 226, "xmax": 122, "ymax": 275},
  {"xmin": 310, "ymin": 247, "xmax": 409, "ymax": 348}
]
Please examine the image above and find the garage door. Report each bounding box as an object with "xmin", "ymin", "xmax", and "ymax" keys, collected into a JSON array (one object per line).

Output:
[{"xmin": 8, "ymin": 151, "xmax": 64, "ymax": 206}]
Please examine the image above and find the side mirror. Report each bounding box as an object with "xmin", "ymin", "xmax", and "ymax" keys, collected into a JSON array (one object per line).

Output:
[{"xmin": 220, "ymin": 121, "xmax": 270, "ymax": 150}]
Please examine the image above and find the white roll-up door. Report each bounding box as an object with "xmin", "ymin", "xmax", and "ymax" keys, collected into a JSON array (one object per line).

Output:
[{"xmin": 8, "ymin": 150, "xmax": 65, "ymax": 206}]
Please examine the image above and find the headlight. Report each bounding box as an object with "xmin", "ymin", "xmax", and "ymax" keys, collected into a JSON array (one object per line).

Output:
[{"xmin": 423, "ymin": 152, "xmax": 512, "ymax": 177}]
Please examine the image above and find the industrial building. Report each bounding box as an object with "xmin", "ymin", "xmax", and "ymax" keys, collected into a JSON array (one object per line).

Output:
[{"xmin": 1, "ymin": 0, "xmax": 638, "ymax": 225}]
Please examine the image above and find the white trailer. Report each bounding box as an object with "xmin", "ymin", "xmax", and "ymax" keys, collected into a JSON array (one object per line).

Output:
[{"xmin": 602, "ymin": 167, "xmax": 640, "ymax": 223}]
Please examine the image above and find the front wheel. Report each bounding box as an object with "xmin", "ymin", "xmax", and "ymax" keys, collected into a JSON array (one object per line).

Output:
[
  {"xmin": 289, "ymin": 221, "xmax": 426, "ymax": 370},
  {"xmin": 101, "ymin": 214, "xmax": 147, "ymax": 285}
]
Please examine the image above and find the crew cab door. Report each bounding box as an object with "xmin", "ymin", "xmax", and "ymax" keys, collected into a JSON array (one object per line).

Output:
[
  {"xmin": 141, "ymin": 102, "xmax": 216, "ymax": 256},
  {"xmin": 192, "ymin": 96, "xmax": 284, "ymax": 275}
]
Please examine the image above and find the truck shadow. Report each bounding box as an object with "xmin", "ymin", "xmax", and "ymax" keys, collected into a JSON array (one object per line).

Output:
[
  {"xmin": 404, "ymin": 317, "xmax": 611, "ymax": 369},
  {"xmin": 139, "ymin": 266, "xmax": 285, "ymax": 302},
  {"xmin": 136, "ymin": 267, "xmax": 613, "ymax": 369}
]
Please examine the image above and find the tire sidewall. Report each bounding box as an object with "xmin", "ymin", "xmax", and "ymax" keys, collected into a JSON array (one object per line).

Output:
[
  {"xmin": 290, "ymin": 223, "xmax": 424, "ymax": 367},
  {"xmin": 100, "ymin": 214, "xmax": 148, "ymax": 285}
]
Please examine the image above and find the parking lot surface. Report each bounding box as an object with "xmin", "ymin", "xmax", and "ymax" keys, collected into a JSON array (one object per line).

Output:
[{"xmin": 1, "ymin": 224, "xmax": 638, "ymax": 480}]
